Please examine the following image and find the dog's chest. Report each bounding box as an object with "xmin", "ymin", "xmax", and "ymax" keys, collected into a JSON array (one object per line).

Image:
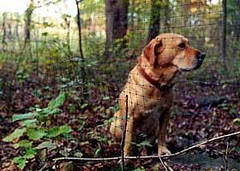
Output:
[
  {"xmin": 135, "ymin": 88, "xmax": 173, "ymax": 120},
  {"xmin": 142, "ymin": 104, "xmax": 165, "ymax": 118},
  {"xmin": 137, "ymin": 103, "xmax": 169, "ymax": 134}
]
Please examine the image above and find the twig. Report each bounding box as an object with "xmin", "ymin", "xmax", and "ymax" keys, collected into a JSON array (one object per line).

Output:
[
  {"xmin": 165, "ymin": 130, "xmax": 240, "ymax": 158},
  {"xmin": 159, "ymin": 156, "xmax": 168, "ymax": 171},
  {"xmin": 120, "ymin": 95, "xmax": 128, "ymax": 171},
  {"xmin": 177, "ymin": 79, "xmax": 240, "ymax": 87},
  {"xmin": 53, "ymin": 130, "xmax": 240, "ymax": 162},
  {"xmin": 223, "ymin": 142, "xmax": 229, "ymax": 171}
]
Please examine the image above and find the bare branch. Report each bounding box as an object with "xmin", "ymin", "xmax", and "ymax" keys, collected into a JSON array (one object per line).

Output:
[
  {"xmin": 120, "ymin": 95, "xmax": 128, "ymax": 170},
  {"xmin": 53, "ymin": 130, "xmax": 240, "ymax": 162}
]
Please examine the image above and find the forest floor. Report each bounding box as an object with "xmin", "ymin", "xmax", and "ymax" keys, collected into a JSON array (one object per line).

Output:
[{"xmin": 0, "ymin": 68, "xmax": 240, "ymax": 170}]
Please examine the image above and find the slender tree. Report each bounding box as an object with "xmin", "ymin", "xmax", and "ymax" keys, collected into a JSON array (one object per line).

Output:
[
  {"xmin": 24, "ymin": 0, "xmax": 35, "ymax": 48},
  {"xmin": 2, "ymin": 13, "xmax": 7, "ymax": 45},
  {"xmin": 222, "ymin": 0, "xmax": 228, "ymax": 72},
  {"xmin": 164, "ymin": 0, "xmax": 170, "ymax": 32},
  {"xmin": 105, "ymin": 0, "xmax": 129, "ymax": 58},
  {"xmin": 147, "ymin": 0, "xmax": 162, "ymax": 43},
  {"xmin": 75, "ymin": 0, "xmax": 86, "ymax": 84},
  {"xmin": 228, "ymin": 0, "xmax": 240, "ymax": 40},
  {"xmin": 62, "ymin": 14, "xmax": 72, "ymax": 56},
  {"xmin": 129, "ymin": 0, "xmax": 135, "ymax": 29}
]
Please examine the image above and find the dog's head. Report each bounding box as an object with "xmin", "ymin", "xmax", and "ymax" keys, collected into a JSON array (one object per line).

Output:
[{"xmin": 143, "ymin": 33, "xmax": 205, "ymax": 71}]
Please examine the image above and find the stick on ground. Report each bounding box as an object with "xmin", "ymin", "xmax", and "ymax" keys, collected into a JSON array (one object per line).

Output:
[
  {"xmin": 120, "ymin": 95, "xmax": 128, "ymax": 170},
  {"xmin": 53, "ymin": 130, "xmax": 240, "ymax": 162}
]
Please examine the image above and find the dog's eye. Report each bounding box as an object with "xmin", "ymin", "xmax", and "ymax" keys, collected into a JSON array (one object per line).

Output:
[{"xmin": 178, "ymin": 43, "xmax": 186, "ymax": 49}]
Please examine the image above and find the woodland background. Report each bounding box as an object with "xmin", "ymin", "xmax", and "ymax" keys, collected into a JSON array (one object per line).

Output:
[{"xmin": 0, "ymin": 0, "xmax": 240, "ymax": 170}]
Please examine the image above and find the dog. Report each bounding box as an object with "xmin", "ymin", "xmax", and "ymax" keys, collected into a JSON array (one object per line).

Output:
[{"xmin": 110, "ymin": 33, "xmax": 205, "ymax": 156}]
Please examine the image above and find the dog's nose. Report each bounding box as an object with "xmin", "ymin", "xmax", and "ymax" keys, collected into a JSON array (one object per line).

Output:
[{"xmin": 197, "ymin": 51, "xmax": 206, "ymax": 61}]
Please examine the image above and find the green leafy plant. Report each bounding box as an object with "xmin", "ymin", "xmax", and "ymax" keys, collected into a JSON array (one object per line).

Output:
[
  {"xmin": 3, "ymin": 91, "xmax": 71, "ymax": 170},
  {"xmin": 137, "ymin": 140, "xmax": 153, "ymax": 148},
  {"xmin": 233, "ymin": 118, "xmax": 240, "ymax": 127},
  {"xmin": 133, "ymin": 166, "xmax": 146, "ymax": 171},
  {"xmin": 16, "ymin": 68, "xmax": 30, "ymax": 83}
]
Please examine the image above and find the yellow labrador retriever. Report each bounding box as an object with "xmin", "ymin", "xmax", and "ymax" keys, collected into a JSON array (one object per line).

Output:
[{"xmin": 110, "ymin": 33, "xmax": 205, "ymax": 156}]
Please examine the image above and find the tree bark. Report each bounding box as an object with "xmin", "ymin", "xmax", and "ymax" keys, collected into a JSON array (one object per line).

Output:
[
  {"xmin": 105, "ymin": 0, "xmax": 129, "ymax": 58},
  {"xmin": 24, "ymin": 0, "xmax": 35, "ymax": 48},
  {"xmin": 2, "ymin": 13, "xmax": 7, "ymax": 45},
  {"xmin": 129, "ymin": 0, "xmax": 135, "ymax": 29},
  {"xmin": 63, "ymin": 15, "xmax": 72, "ymax": 56},
  {"xmin": 147, "ymin": 0, "xmax": 161, "ymax": 43},
  {"xmin": 75, "ymin": 0, "xmax": 86, "ymax": 84},
  {"xmin": 222, "ymin": 0, "xmax": 228, "ymax": 72},
  {"xmin": 164, "ymin": 1, "xmax": 170, "ymax": 32}
]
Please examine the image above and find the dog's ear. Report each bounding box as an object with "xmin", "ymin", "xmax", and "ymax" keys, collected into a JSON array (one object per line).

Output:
[{"xmin": 143, "ymin": 38, "xmax": 164, "ymax": 68}]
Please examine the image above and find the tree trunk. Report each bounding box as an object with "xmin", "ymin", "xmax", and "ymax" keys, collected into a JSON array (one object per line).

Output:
[
  {"xmin": 164, "ymin": 0, "xmax": 170, "ymax": 32},
  {"xmin": 222, "ymin": 0, "xmax": 228, "ymax": 72},
  {"xmin": 147, "ymin": 0, "xmax": 161, "ymax": 43},
  {"xmin": 24, "ymin": 0, "xmax": 34, "ymax": 48},
  {"xmin": 2, "ymin": 13, "xmax": 7, "ymax": 45},
  {"xmin": 75, "ymin": 0, "xmax": 86, "ymax": 84},
  {"xmin": 15, "ymin": 17, "xmax": 20, "ymax": 42},
  {"xmin": 63, "ymin": 15, "xmax": 72, "ymax": 56},
  {"xmin": 105, "ymin": 0, "xmax": 129, "ymax": 58},
  {"xmin": 129, "ymin": 0, "xmax": 135, "ymax": 29},
  {"xmin": 182, "ymin": 0, "xmax": 190, "ymax": 26}
]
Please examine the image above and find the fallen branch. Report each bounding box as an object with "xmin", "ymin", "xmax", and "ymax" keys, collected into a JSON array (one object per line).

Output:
[
  {"xmin": 120, "ymin": 95, "xmax": 128, "ymax": 171},
  {"xmin": 53, "ymin": 130, "xmax": 240, "ymax": 162},
  {"xmin": 159, "ymin": 156, "xmax": 173, "ymax": 171},
  {"xmin": 177, "ymin": 79, "xmax": 240, "ymax": 87}
]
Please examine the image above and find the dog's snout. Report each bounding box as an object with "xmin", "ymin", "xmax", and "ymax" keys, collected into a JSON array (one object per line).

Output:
[{"xmin": 197, "ymin": 51, "xmax": 206, "ymax": 60}]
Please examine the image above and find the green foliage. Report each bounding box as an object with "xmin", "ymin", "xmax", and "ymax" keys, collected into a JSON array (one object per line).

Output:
[
  {"xmin": 233, "ymin": 118, "xmax": 240, "ymax": 127},
  {"xmin": 234, "ymin": 147, "xmax": 240, "ymax": 152},
  {"xmin": 3, "ymin": 128, "xmax": 27, "ymax": 142},
  {"xmin": 68, "ymin": 104, "xmax": 76, "ymax": 113},
  {"xmin": 113, "ymin": 103, "xmax": 120, "ymax": 113},
  {"xmin": 27, "ymin": 128, "xmax": 47, "ymax": 140},
  {"xmin": 13, "ymin": 140, "xmax": 32, "ymax": 149},
  {"xmin": 48, "ymin": 91, "xmax": 67, "ymax": 110},
  {"xmin": 24, "ymin": 148, "xmax": 37, "ymax": 159},
  {"xmin": 13, "ymin": 148, "xmax": 37, "ymax": 169},
  {"xmin": 94, "ymin": 148, "xmax": 101, "ymax": 157},
  {"xmin": 153, "ymin": 164, "xmax": 160, "ymax": 171},
  {"xmin": 13, "ymin": 113, "xmax": 37, "ymax": 122},
  {"xmin": 137, "ymin": 140, "xmax": 153, "ymax": 148},
  {"xmin": 20, "ymin": 119, "xmax": 37, "ymax": 128},
  {"xmin": 13, "ymin": 156, "xmax": 27, "ymax": 170},
  {"xmin": 16, "ymin": 68, "xmax": 30, "ymax": 83},
  {"xmin": 78, "ymin": 118, "xmax": 86, "ymax": 131},
  {"xmin": 233, "ymin": 117, "xmax": 240, "ymax": 155},
  {"xmin": 133, "ymin": 167, "xmax": 146, "ymax": 171},
  {"xmin": 2, "ymin": 91, "xmax": 71, "ymax": 170},
  {"xmin": 47, "ymin": 125, "xmax": 72, "ymax": 138},
  {"xmin": 219, "ymin": 103, "xmax": 238, "ymax": 117}
]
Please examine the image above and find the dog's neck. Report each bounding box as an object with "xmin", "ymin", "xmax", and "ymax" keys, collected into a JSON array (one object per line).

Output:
[{"xmin": 137, "ymin": 62, "xmax": 178, "ymax": 90}]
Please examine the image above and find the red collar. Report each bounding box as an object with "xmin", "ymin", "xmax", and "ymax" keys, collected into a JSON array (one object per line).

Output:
[{"xmin": 138, "ymin": 67, "xmax": 174, "ymax": 90}]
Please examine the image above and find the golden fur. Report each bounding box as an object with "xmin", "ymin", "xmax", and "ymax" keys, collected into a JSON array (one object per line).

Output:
[{"xmin": 110, "ymin": 33, "xmax": 205, "ymax": 156}]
